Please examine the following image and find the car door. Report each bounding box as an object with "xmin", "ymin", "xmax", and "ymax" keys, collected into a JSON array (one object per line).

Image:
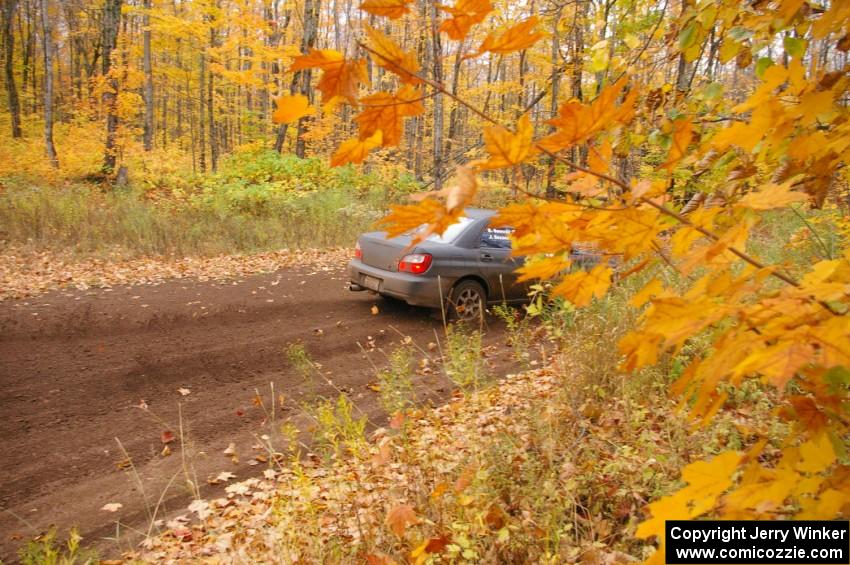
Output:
[{"xmin": 478, "ymin": 226, "xmax": 526, "ymax": 301}]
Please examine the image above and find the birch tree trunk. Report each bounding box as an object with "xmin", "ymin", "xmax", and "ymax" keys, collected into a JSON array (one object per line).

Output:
[
  {"xmin": 429, "ymin": 0, "xmax": 443, "ymax": 189},
  {"xmin": 39, "ymin": 0, "xmax": 57, "ymax": 166},
  {"xmin": 142, "ymin": 0, "xmax": 154, "ymax": 150},
  {"xmin": 546, "ymin": 4, "xmax": 563, "ymax": 198}
]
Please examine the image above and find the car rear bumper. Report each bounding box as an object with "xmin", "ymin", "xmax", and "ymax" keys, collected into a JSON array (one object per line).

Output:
[{"xmin": 348, "ymin": 259, "xmax": 447, "ymax": 308}]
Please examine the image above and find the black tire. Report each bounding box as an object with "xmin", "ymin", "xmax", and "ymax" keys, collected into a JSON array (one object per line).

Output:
[{"xmin": 448, "ymin": 279, "xmax": 486, "ymax": 322}]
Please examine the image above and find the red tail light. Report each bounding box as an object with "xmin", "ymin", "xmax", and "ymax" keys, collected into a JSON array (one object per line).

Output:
[
  {"xmin": 398, "ymin": 253, "xmax": 432, "ymax": 275},
  {"xmin": 354, "ymin": 241, "xmax": 362, "ymax": 259}
]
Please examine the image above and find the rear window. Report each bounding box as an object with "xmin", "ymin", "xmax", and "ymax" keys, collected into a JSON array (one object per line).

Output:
[{"xmin": 408, "ymin": 217, "xmax": 474, "ymax": 243}]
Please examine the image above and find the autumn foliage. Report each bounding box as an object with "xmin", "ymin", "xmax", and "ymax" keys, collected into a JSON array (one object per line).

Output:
[
  {"xmin": 269, "ymin": 0, "xmax": 850, "ymax": 562},
  {"xmin": 3, "ymin": 0, "xmax": 850, "ymax": 560}
]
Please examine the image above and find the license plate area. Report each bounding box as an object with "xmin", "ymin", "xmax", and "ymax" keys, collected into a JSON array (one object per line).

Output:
[{"xmin": 362, "ymin": 275, "xmax": 382, "ymax": 291}]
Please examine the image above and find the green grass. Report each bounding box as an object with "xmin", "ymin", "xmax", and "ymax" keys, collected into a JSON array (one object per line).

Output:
[
  {"xmin": 0, "ymin": 151, "xmax": 417, "ymax": 258},
  {"xmin": 0, "ymin": 183, "xmax": 376, "ymax": 257}
]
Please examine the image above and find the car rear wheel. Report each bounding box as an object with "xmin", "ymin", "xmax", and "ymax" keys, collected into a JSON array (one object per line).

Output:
[{"xmin": 448, "ymin": 280, "xmax": 486, "ymax": 322}]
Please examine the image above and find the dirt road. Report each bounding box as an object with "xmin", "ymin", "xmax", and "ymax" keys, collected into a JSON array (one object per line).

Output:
[{"xmin": 0, "ymin": 261, "xmax": 514, "ymax": 561}]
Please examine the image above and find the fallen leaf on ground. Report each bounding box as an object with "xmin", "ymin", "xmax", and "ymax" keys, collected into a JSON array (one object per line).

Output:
[
  {"xmin": 386, "ymin": 504, "xmax": 419, "ymax": 537},
  {"xmin": 208, "ymin": 471, "xmax": 237, "ymax": 485},
  {"xmin": 188, "ymin": 499, "xmax": 212, "ymax": 520}
]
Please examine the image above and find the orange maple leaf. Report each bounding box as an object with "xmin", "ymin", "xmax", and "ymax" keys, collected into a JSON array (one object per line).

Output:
[
  {"xmin": 376, "ymin": 199, "xmax": 464, "ymax": 247},
  {"xmin": 478, "ymin": 16, "xmax": 545, "ymax": 55},
  {"xmin": 290, "ymin": 49, "xmax": 367, "ymax": 104},
  {"xmin": 330, "ymin": 130, "xmax": 383, "ymax": 166},
  {"xmin": 438, "ymin": 0, "xmax": 493, "ymax": 40},
  {"xmin": 360, "ymin": 0, "xmax": 412, "ymax": 19},
  {"xmin": 271, "ymin": 94, "xmax": 315, "ymax": 124},
  {"xmin": 364, "ymin": 26, "xmax": 422, "ymax": 85},
  {"xmin": 478, "ymin": 114, "xmax": 538, "ymax": 170},
  {"xmin": 386, "ymin": 504, "xmax": 419, "ymax": 537},
  {"xmin": 365, "ymin": 553, "xmax": 398, "ymax": 565},
  {"xmin": 787, "ymin": 396, "xmax": 829, "ymax": 434},
  {"xmin": 537, "ymin": 77, "xmax": 638, "ymax": 152},
  {"xmin": 355, "ymin": 85, "xmax": 425, "ymax": 146},
  {"xmin": 410, "ymin": 165, "xmax": 478, "ymax": 212}
]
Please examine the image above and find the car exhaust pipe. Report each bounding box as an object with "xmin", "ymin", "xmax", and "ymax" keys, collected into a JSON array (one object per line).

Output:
[{"xmin": 349, "ymin": 283, "xmax": 366, "ymax": 292}]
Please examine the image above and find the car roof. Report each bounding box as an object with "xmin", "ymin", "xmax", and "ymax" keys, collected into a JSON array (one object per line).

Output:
[{"xmin": 463, "ymin": 208, "xmax": 496, "ymax": 219}]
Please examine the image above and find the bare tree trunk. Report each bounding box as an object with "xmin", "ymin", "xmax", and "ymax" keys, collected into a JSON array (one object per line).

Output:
[
  {"xmin": 429, "ymin": 0, "xmax": 443, "ymax": 189},
  {"xmin": 271, "ymin": 5, "xmax": 297, "ymax": 153},
  {"xmin": 546, "ymin": 4, "xmax": 563, "ymax": 198},
  {"xmin": 295, "ymin": 0, "xmax": 319, "ymax": 158},
  {"xmin": 142, "ymin": 0, "xmax": 154, "ymax": 150},
  {"xmin": 207, "ymin": 10, "xmax": 218, "ymax": 170},
  {"xmin": 101, "ymin": 0, "xmax": 122, "ymax": 174},
  {"xmin": 39, "ymin": 0, "xmax": 57, "ymax": 166},
  {"xmin": 445, "ymin": 38, "xmax": 465, "ymax": 159},
  {"xmin": 3, "ymin": 0, "xmax": 22, "ymax": 137},
  {"xmin": 198, "ymin": 49, "xmax": 206, "ymax": 172},
  {"xmin": 675, "ymin": 0, "xmax": 694, "ymax": 94}
]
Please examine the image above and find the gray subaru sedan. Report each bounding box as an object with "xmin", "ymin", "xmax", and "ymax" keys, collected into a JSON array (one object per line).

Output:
[{"xmin": 348, "ymin": 208, "xmax": 525, "ymax": 321}]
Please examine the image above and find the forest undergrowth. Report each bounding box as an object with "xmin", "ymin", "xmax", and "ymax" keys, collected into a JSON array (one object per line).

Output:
[{"xmin": 16, "ymin": 246, "xmax": 820, "ymax": 563}]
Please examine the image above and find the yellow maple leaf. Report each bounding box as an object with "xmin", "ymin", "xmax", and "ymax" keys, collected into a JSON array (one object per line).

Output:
[
  {"xmin": 807, "ymin": 316, "xmax": 850, "ymax": 369},
  {"xmin": 360, "ymin": 0, "xmax": 412, "ymax": 19},
  {"xmin": 438, "ymin": 0, "xmax": 493, "ymax": 40},
  {"xmin": 733, "ymin": 338, "xmax": 815, "ymax": 388},
  {"xmin": 355, "ymin": 85, "xmax": 424, "ymax": 147},
  {"xmin": 635, "ymin": 490, "xmax": 692, "ymax": 540},
  {"xmin": 797, "ymin": 433, "xmax": 836, "ymax": 474},
  {"xmin": 478, "ymin": 16, "xmax": 545, "ymax": 55},
  {"xmin": 736, "ymin": 182, "xmax": 809, "ymax": 210},
  {"xmin": 796, "ymin": 488, "xmax": 848, "ymax": 520},
  {"xmin": 661, "ymin": 117, "xmax": 693, "ymax": 171},
  {"xmin": 681, "ymin": 451, "xmax": 741, "ymax": 512},
  {"xmin": 629, "ymin": 278, "xmax": 665, "ymax": 308},
  {"xmin": 618, "ymin": 331, "xmax": 663, "ymax": 371},
  {"xmin": 271, "ymin": 94, "xmax": 315, "ymax": 124},
  {"xmin": 795, "ymin": 90, "xmax": 835, "ymax": 125},
  {"xmin": 290, "ymin": 49, "xmax": 367, "ymax": 104},
  {"xmin": 478, "ymin": 114, "xmax": 537, "ymax": 170},
  {"xmin": 552, "ymin": 263, "xmax": 612, "ymax": 307},
  {"xmin": 365, "ymin": 26, "xmax": 422, "ymax": 85},
  {"xmin": 641, "ymin": 296, "xmax": 728, "ymax": 350},
  {"xmin": 330, "ymin": 130, "xmax": 383, "ymax": 166},
  {"xmin": 517, "ymin": 254, "xmax": 572, "ymax": 282},
  {"xmin": 636, "ymin": 452, "xmax": 741, "ymax": 540},
  {"xmin": 725, "ymin": 466, "xmax": 799, "ymax": 515}
]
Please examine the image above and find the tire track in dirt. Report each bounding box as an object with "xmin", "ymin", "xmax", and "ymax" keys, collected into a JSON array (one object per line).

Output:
[{"xmin": 0, "ymin": 262, "xmax": 517, "ymax": 561}]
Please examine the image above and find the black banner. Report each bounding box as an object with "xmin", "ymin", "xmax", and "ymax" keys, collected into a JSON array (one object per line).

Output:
[{"xmin": 665, "ymin": 521, "xmax": 850, "ymax": 564}]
